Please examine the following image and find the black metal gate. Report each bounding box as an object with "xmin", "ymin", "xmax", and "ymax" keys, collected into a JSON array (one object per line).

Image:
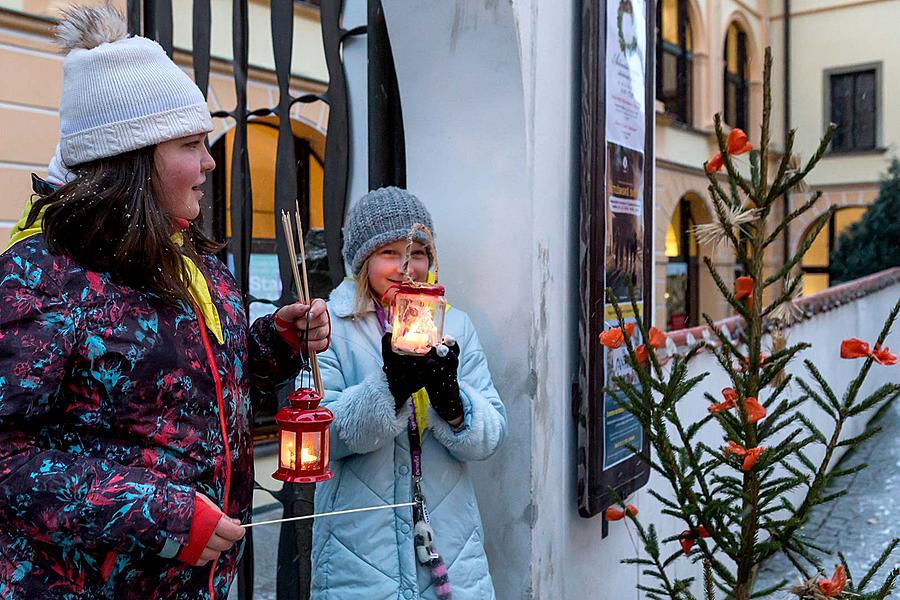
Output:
[{"xmin": 126, "ymin": 1, "xmax": 405, "ymax": 597}]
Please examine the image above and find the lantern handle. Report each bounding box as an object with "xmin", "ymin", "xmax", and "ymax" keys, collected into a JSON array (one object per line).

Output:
[{"xmin": 401, "ymin": 223, "xmax": 438, "ymax": 285}]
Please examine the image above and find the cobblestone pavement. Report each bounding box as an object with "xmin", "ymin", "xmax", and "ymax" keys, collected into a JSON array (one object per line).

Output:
[{"xmin": 755, "ymin": 398, "xmax": 900, "ymax": 597}]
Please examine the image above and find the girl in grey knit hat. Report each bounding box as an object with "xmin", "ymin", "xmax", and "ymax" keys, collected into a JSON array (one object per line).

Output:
[
  {"xmin": 312, "ymin": 186, "xmax": 507, "ymax": 599},
  {"xmin": 0, "ymin": 5, "xmax": 329, "ymax": 599}
]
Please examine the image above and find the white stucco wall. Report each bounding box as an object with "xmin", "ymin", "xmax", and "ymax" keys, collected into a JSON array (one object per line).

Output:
[{"xmin": 380, "ymin": 1, "xmax": 533, "ymax": 597}]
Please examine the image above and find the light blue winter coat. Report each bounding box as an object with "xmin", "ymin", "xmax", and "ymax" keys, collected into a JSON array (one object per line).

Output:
[{"xmin": 311, "ymin": 279, "xmax": 507, "ymax": 600}]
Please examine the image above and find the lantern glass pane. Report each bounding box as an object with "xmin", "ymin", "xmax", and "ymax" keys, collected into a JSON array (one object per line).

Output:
[
  {"xmin": 391, "ymin": 292, "xmax": 446, "ymax": 355},
  {"xmin": 300, "ymin": 431, "xmax": 323, "ymax": 470},
  {"xmin": 280, "ymin": 429, "xmax": 297, "ymax": 470}
]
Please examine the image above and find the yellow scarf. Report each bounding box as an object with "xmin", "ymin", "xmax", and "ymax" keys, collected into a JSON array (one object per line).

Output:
[{"xmin": 6, "ymin": 198, "xmax": 224, "ymax": 345}]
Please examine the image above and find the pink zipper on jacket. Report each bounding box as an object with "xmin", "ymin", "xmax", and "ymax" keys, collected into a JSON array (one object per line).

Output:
[{"xmin": 194, "ymin": 306, "xmax": 233, "ymax": 599}]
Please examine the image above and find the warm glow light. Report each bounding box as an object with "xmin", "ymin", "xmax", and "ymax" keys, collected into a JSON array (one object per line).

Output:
[
  {"xmin": 300, "ymin": 445, "xmax": 318, "ymax": 466},
  {"xmin": 665, "ymin": 221, "xmax": 679, "ymax": 257},
  {"xmin": 281, "ymin": 430, "xmax": 297, "ymax": 470},
  {"xmin": 392, "ymin": 291, "xmax": 444, "ymax": 355}
]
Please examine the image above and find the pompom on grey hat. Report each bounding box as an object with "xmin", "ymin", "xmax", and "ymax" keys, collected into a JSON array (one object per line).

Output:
[
  {"xmin": 54, "ymin": 4, "xmax": 212, "ymax": 166},
  {"xmin": 342, "ymin": 187, "xmax": 435, "ymax": 276}
]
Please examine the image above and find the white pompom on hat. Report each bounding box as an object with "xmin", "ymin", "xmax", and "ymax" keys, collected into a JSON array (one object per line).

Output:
[{"xmin": 55, "ymin": 4, "xmax": 212, "ymax": 166}]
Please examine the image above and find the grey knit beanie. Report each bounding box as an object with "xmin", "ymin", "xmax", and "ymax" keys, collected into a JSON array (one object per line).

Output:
[
  {"xmin": 342, "ymin": 187, "xmax": 435, "ymax": 275},
  {"xmin": 55, "ymin": 5, "xmax": 212, "ymax": 166}
]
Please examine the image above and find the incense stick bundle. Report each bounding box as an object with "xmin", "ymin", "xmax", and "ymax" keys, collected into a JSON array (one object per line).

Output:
[{"xmin": 280, "ymin": 209, "xmax": 324, "ymax": 396}]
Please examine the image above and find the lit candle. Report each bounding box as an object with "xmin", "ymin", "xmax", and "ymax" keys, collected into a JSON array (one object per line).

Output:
[
  {"xmin": 300, "ymin": 445, "xmax": 318, "ymax": 467},
  {"xmin": 395, "ymin": 331, "xmax": 431, "ymax": 354}
]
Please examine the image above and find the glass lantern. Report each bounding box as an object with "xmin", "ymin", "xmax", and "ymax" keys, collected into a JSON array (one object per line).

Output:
[
  {"xmin": 273, "ymin": 387, "xmax": 334, "ymax": 484},
  {"xmin": 390, "ymin": 283, "xmax": 446, "ymax": 356}
]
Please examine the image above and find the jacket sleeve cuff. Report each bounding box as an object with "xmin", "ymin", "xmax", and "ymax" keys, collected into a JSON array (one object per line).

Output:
[
  {"xmin": 158, "ymin": 537, "xmax": 182, "ymax": 559},
  {"xmin": 332, "ymin": 372, "xmax": 410, "ymax": 455},
  {"xmin": 428, "ymin": 381, "xmax": 505, "ymax": 462},
  {"xmin": 176, "ymin": 496, "xmax": 223, "ymax": 565},
  {"xmin": 249, "ymin": 314, "xmax": 304, "ymax": 388}
]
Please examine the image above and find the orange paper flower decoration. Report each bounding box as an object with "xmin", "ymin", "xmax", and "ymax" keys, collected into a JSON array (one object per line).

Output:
[
  {"xmin": 708, "ymin": 387, "xmax": 737, "ymax": 413},
  {"xmin": 817, "ymin": 564, "xmax": 847, "ymax": 597},
  {"xmin": 705, "ymin": 153, "xmax": 724, "ymax": 174},
  {"xmin": 599, "ymin": 328, "xmax": 625, "ymax": 349},
  {"xmin": 726, "ymin": 128, "xmax": 753, "ymax": 155},
  {"xmin": 872, "ymin": 344, "xmax": 897, "ymax": 366},
  {"xmin": 709, "ymin": 389, "xmax": 765, "ymax": 423},
  {"xmin": 634, "ymin": 344, "xmax": 649, "ymax": 366},
  {"xmin": 743, "ymin": 397, "xmax": 767, "ymax": 423},
  {"xmin": 724, "ymin": 441, "xmax": 765, "ymax": 471},
  {"xmin": 841, "ymin": 338, "xmax": 897, "ymax": 365},
  {"xmin": 706, "ymin": 129, "xmax": 752, "ymax": 173},
  {"xmin": 678, "ymin": 525, "xmax": 712, "ymax": 555},
  {"xmin": 604, "ymin": 504, "xmax": 639, "ymax": 521},
  {"xmin": 840, "ymin": 338, "xmax": 870, "ymax": 359},
  {"xmin": 648, "ymin": 326, "xmax": 667, "ymax": 349},
  {"xmin": 735, "ymin": 276, "xmax": 754, "ymax": 309}
]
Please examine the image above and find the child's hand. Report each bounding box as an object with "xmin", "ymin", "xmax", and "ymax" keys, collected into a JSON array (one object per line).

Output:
[
  {"xmin": 422, "ymin": 340, "xmax": 464, "ymax": 426},
  {"xmin": 274, "ymin": 299, "xmax": 331, "ymax": 354},
  {"xmin": 381, "ymin": 332, "xmax": 427, "ymax": 412}
]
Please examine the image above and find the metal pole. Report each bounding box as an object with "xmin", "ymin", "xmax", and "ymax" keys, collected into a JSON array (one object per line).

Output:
[
  {"xmin": 783, "ymin": 0, "xmax": 791, "ymax": 267},
  {"xmin": 367, "ymin": 0, "xmax": 406, "ymax": 191}
]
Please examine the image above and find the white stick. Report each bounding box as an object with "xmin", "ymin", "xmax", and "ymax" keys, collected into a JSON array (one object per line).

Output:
[{"xmin": 240, "ymin": 501, "xmax": 416, "ymax": 528}]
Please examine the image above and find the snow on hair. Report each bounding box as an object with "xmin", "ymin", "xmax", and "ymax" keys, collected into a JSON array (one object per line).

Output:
[{"xmin": 54, "ymin": 3, "xmax": 129, "ymax": 53}]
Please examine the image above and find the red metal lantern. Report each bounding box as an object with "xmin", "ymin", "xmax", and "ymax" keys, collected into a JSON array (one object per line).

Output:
[{"xmin": 273, "ymin": 387, "xmax": 334, "ymax": 483}]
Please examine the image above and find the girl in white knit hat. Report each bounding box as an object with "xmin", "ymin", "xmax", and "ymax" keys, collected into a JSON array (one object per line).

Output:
[{"xmin": 0, "ymin": 5, "xmax": 328, "ymax": 598}]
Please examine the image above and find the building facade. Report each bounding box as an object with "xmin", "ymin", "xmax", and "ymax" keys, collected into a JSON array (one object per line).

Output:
[{"xmin": 655, "ymin": 0, "xmax": 899, "ymax": 329}]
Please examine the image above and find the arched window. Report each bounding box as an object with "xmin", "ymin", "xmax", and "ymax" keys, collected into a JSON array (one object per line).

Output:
[
  {"xmin": 723, "ymin": 23, "xmax": 749, "ymax": 131},
  {"xmin": 665, "ymin": 195, "xmax": 700, "ymax": 329},
  {"xmin": 656, "ymin": 0, "xmax": 693, "ymax": 125},
  {"xmin": 800, "ymin": 207, "xmax": 866, "ymax": 295}
]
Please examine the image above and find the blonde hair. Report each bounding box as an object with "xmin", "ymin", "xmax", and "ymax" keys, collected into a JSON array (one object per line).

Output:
[{"xmin": 352, "ymin": 259, "xmax": 378, "ymax": 318}]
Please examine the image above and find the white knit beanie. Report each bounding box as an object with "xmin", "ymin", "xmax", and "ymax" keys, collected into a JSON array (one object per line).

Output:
[{"xmin": 55, "ymin": 5, "xmax": 212, "ymax": 166}]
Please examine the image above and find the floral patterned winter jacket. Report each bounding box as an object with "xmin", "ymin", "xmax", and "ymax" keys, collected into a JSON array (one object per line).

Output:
[{"xmin": 0, "ymin": 233, "xmax": 299, "ymax": 599}]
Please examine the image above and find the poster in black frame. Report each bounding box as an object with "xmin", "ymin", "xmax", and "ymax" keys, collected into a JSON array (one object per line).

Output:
[{"xmin": 576, "ymin": 0, "xmax": 655, "ymax": 521}]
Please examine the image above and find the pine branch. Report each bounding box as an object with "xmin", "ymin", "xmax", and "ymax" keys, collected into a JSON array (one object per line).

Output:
[
  {"xmin": 767, "ymin": 127, "xmax": 796, "ymax": 202},
  {"xmin": 763, "ymin": 207, "xmax": 833, "ymax": 289},
  {"xmin": 767, "ymin": 124, "xmax": 837, "ymax": 201},
  {"xmin": 855, "ymin": 539, "xmax": 899, "ymax": 592},
  {"xmin": 762, "ymin": 190, "xmax": 823, "ymax": 250},
  {"xmin": 758, "ymin": 48, "xmax": 772, "ymax": 202}
]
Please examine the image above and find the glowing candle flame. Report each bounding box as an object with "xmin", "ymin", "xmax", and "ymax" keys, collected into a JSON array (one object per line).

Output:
[{"xmin": 300, "ymin": 445, "xmax": 318, "ymax": 467}]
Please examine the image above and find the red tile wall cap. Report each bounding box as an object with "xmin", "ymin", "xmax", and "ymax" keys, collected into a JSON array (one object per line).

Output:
[{"xmin": 662, "ymin": 267, "xmax": 900, "ymax": 351}]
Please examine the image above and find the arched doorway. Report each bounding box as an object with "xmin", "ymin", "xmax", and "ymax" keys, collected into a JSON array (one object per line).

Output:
[
  {"xmin": 800, "ymin": 206, "xmax": 867, "ymax": 295},
  {"xmin": 665, "ymin": 194, "xmax": 701, "ymax": 329},
  {"xmin": 208, "ymin": 117, "xmax": 326, "ymax": 433}
]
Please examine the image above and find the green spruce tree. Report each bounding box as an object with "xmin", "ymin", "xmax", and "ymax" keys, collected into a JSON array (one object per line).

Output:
[
  {"xmin": 830, "ymin": 158, "xmax": 900, "ymax": 283},
  {"xmin": 604, "ymin": 49, "xmax": 899, "ymax": 600}
]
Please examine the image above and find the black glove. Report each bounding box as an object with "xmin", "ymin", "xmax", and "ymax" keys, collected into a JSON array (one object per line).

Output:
[
  {"xmin": 421, "ymin": 340, "xmax": 464, "ymax": 424},
  {"xmin": 381, "ymin": 332, "xmax": 427, "ymax": 412}
]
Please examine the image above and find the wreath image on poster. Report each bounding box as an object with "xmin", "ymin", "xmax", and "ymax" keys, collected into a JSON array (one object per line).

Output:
[{"xmin": 617, "ymin": 0, "xmax": 638, "ymax": 55}]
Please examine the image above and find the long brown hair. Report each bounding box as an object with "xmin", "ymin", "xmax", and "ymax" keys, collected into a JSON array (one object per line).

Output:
[{"xmin": 26, "ymin": 145, "xmax": 222, "ymax": 305}]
